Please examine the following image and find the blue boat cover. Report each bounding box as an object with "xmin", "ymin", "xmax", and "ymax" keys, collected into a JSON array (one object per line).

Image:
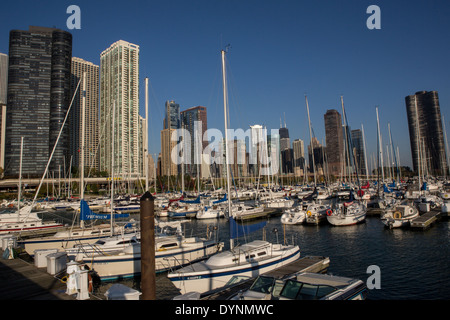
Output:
[
  {"xmin": 80, "ymin": 199, "xmax": 129, "ymax": 220},
  {"xmin": 229, "ymin": 217, "xmax": 266, "ymax": 239}
]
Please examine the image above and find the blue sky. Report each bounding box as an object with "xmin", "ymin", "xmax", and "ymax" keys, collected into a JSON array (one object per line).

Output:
[{"xmin": 1, "ymin": 0, "xmax": 450, "ymax": 169}]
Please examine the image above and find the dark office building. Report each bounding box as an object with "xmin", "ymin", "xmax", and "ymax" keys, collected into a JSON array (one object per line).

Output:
[
  {"xmin": 405, "ymin": 91, "xmax": 448, "ymax": 176},
  {"xmin": 324, "ymin": 109, "xmax": 344, "ymax": 177},
  {"xmin": 351, "ymin": 129, "xmax": 366, "ymax": 176},
  {"xmin": 4, "ymin": 26, "xmax": 72, "ymax": 178}
]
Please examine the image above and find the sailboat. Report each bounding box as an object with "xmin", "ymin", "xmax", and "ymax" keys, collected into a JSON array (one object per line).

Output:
[
  {"xmin": 167, "ymin": 49, "xmax": 300, "ymax": 296},
  {"xmin": 0, "ymin": 137, "xmax": 64, "ymax": 235},
  {"xmin": 326, "ymin": 97, "xmax": 367, "ymax": 226},
  {"xmin": 380, "ymin": 200, "xmax": 419, "ymax": 228},
  {"xmin": 76, "ymin": 220, "xmax": 223, "ymax": 281}
]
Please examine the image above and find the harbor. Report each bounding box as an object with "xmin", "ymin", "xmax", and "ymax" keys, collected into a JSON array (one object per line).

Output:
[{"xmin": 0, "ymin": 188, "xmax": 449, "ymax": 300}]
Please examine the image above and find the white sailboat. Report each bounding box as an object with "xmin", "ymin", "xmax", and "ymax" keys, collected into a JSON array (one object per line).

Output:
[
  {"xmin": 78, "ymin": 220, "xmax": 223, "ymax": 281},
  {"xmin": 381, "ymin": 201, "xmax": 419, "ymax": 228},
  {"xmin": 167, "ymin": 49, "xmax": 300, "ymax": 296}
]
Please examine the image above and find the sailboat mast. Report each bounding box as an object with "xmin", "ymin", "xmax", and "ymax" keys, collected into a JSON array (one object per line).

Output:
[
  {"xmin": 80, "ymin": 72, "xmax": 86, "ymax": 200},
  {"xmin": 145, "ymin": 77, "xmax": 149, "ymax": 191},
  {"xmin": 305, "ymin": 95, "xmax": 316, "ymax": 186},
  {"xmin": 414, "ymin": 98, "xmax": 421, "ymax": 195},
  {"xmin": 110, "ymin": 100, "xmax": 116, "ymax": 235},
  {"xmin": 221, "ymin": 49, "xmax": 233, "ymax": 250},
  {"xmin": 18, "ymin": 136, "xmax": 23, "ymax": 214}
]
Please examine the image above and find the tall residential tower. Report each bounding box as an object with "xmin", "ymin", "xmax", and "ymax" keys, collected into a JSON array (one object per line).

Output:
[{"xmin": 99, "ymin": 40, "xmax": 141, "ymax": 177}]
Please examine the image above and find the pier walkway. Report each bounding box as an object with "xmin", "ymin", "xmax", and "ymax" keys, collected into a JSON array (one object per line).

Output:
[
  {"xmin": 410, "ymin": 209, "xmax": 442, "ymax": 229},
  {"xmin": 0, "ymin": 251, "xmax": 74, "ymax": 300}
]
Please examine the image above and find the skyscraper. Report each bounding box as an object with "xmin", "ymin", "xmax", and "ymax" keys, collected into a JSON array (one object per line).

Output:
[
  {"xmin": 351, "ymin": 129, "xmax": 366, "ymax": 176},
  {"xmin": 70, "ymin": 57, "xmax": 99, "ymax": 171},
  {"xmin": 5, "ymin": 26, "xmax": 72, "ymax": 177},
  {"xmin": 279, "ymin": 124, "xmax": 293, "ymax": 174},
  {"xmin": 0, "ymin": 53, "xmax": 8, "ymax": 173},
  {"xmin": 405, "ymin": 91, "xmax": 448, "ymax": 175},
  {"xmin": 99, "ymin": 40, "xmax": 141, "ymax": 177},
  {"xmin": 292, "ymin": 138, "xmax": 305, "ymax": 176},
  {"xmin": 324, "ymin": 109, "xmax": 344, "ymax": 177},
  {"xmin": 180, "ymin": 106, "xmax": 207, "ymax": 176},
  {"xmin": 164, "ymin": 100, "xmax": 180, "ymax": 130}
]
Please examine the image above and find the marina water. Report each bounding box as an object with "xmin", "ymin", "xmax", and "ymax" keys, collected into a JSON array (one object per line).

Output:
[{"xmin": 48, "ymin": 209, "xmax": 449, "ymax": 300}]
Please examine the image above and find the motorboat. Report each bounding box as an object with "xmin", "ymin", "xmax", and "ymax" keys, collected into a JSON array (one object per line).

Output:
[
  {"xmin": 227, "ymin": 203, "xmax": 266, "ymax": 220},
  {"xmin": 280, "ymin": 207, "xmax": 306, "ymax": 225},
  {"xmin": 278, "ymin": 272, "xmax": 367, "ymax": 300},
  {"xmin": 196, "ymin": 205, "xmax": 225, "ymax": 219},
  {"xmin": 262, "ymin": 198, "xmax": 295, "ymax": 209},
  {"xmin": 167, "ymin": 239, "xmax": 300, "ymax": 295},
  {"xmin": 381, "ymin": 202, "xmax": 419, "ymax": 228}
]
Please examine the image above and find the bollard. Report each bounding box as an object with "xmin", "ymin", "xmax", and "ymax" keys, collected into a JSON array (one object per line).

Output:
[
  {"xmin": 77, "ymin": 269, "xmax": 90, "ymax": 300},
  {"xmin": 140, "ymin": 191, "xmax": 155, "ymax": 300}
]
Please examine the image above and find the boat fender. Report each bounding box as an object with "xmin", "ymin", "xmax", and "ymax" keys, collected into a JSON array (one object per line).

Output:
[
  {"xmin": 393, "ymin": 211, "xmax": 402, "ymax": 219},
  {"xmin": 326, "ymin": 209, "xmax": 333, "ymax": 216},
  {"xmin": 88, "ymin": 273, "xmax": 93, "ymax": 293}
]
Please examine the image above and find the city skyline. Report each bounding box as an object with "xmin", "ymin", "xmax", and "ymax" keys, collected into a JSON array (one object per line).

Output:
[{"xmin": 0, "ymin": 1, "xmax": 449, "ymax": 171}]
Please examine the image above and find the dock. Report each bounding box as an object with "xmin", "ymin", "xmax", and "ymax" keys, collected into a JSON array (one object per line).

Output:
[
  {"xmin": 0, "ymin": 250, "xmax": 74, "ymax": 300},
  {"xmin": 410, "ymin": 209, "xmax": 441, "ymax": 229},
  {"xmin": 201, "ymin": 255, "xmax": 330, "ymax": 300}
]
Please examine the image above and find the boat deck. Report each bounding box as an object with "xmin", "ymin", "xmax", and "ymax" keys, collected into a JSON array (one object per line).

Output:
[{"xmin": 201, "ymin": 255, "xmax": 330, "ymax": 300}]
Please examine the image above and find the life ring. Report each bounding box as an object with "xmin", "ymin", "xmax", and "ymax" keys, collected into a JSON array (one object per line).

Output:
[
  {"xmin": 326, "ymin": 209, "xmax": 333, "ymax": 216},
  {"xmin": 307, "ymin": 210, "xmax": 312, "ymax": 217},
  {"xmin": 393, "ymin": 211, "xmax": 402, "ymax": 219}
]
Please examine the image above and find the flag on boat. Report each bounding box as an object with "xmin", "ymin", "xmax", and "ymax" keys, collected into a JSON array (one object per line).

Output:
[
  {"xmin": 229, "ymin": 217, "xmax": 267, "ymax": 239},
  {"xmin": 80, "ymin": 200, "xmax": 129, "ymax": 220}
]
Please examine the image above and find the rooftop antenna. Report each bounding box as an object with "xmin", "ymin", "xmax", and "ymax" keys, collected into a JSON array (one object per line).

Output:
[{"xmin": 284, "ymin": 112, "xmax": 286, "ymax": 128}]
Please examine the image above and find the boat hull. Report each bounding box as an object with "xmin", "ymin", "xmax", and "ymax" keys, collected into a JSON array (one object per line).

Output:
[
  {"xmin": 86, "ymin": 240, "xmax": 222, "ymax": 281},
  {"xmin": 168, "ymin": 246, "xmax": 300, "ymax": 295},
  {"xmin": 327, "ymin": 212, "xmax": 366, "ymax": 226}
]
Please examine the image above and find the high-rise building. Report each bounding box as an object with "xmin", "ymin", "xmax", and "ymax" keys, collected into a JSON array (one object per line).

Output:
[
  {"xmin": 308, "ymin": 137, "xmax": 324, "ymax": 176},
  {"xmin": 70, "ymin": 57, "xmax": 99, "ymax": 171},
  {"xmin": 160, "ymin": 128, "xmax": 178, "ymax": 177},
  {"xmin": 164, "ymin": 100, "xmax": 180, "ymax": 130},
  {"xmin": 4, "ymin": 26, "xmax": 72, "ymax": 178},
  {"xmin": 0, "ymin": 53, "xmax": 8, "ymax": 173},
  {"xmin": 180, "ymin": 106, "xmax": 207, "ymax": 177},
  {"xmin": 292, "ymin": 138, "xmax": 305, "ymax": 176},
  {"xmin": 279, "ymin": 125, "xmax": 293, "ymax": 174},
  {"xmin": 405, "ymin": 91, "xmax": 448, "ymax": 175},
  {"xmin": 324, "ymin": 109, "xmax": 344, "ymax": 177},
  {"xmin": 99, "ymin": 40, "xmax": 141, "ymax": 177},
  {"xmin": 351, "ymin": 129, "xmax": 366, "ymax": 176}
]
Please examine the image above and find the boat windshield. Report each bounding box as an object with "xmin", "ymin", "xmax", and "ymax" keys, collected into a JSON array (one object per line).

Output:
[
  {"xmin": 280, "ymin": 279, "xmax": 337, "ymax": 300},
  {"xmin": 249, "ymin": 276, "xmax": 274, "ymax": 294}
]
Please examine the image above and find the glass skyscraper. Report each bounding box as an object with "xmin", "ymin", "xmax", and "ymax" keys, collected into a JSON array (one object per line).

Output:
[
  {"xmin": 405, "ymin": 91, "xmax": 448, "ymax": 175},
  {"xmin": 4, "ymin": 26, "xmax": 72, "ymax": 178}
]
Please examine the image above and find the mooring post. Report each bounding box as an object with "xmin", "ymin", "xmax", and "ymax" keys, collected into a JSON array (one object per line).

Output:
[{"xmin": 140, "ymin": 191, "xmax": 155, "ymax": 300}]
